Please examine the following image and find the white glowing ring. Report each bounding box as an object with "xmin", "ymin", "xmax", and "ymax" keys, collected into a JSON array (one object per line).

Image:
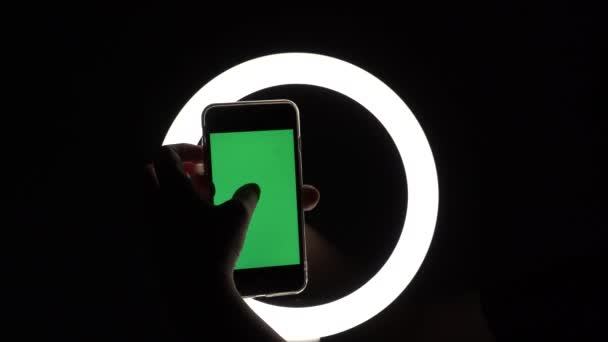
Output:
[{"xmin": 163, "ymin": 53, "xmax": 438, "ymax": 340}]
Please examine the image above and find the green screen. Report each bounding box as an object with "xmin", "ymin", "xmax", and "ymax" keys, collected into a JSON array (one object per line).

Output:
[{"xmin": 209, "ymin": 129, "xmax": 300, "ymax": 270}]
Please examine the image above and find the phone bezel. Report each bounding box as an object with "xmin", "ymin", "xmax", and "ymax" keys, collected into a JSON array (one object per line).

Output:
[{"xmin": 202, "ymin": 100, "xmax": 307, "ymax": 298}]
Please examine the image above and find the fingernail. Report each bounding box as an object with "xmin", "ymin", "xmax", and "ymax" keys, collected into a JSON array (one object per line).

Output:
[
  {"xmin": 232, "ymin": 183, "xmax": 261, "ymax": 212},
  {"xmin": 193, "ymin": 163, "xmax": 205, "ymax": 176}
]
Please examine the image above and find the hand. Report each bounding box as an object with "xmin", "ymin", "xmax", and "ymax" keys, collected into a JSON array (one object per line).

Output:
[
  {"xmin": 143, "ymin": 143, "xmax": 319, "ymax": 341},
  {"xmin": 145, "ymin": 144, "xmax": 319, "ymax": 283}
]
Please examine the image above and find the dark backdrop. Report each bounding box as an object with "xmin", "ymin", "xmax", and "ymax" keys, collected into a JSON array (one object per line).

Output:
[{"xmin": 7, "ymin": 5, "xmax": 606, "ymax": 341}]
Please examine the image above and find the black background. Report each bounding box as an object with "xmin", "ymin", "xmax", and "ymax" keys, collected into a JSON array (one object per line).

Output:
[{"xmin": 6, "ymin": 4, "xmax": 606, "ymax": 341}]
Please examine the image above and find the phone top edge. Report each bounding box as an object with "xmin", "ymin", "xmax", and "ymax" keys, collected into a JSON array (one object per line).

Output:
[
  {"xmin": 204, "ymin": 99, "xmax": 298, "ymax": 109},
  {"xmin": 202, "ymin": 99, "xmax": 301, "ymax": 139}
]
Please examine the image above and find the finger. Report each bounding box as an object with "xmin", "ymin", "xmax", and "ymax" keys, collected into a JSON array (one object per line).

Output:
[
  {"xmin": 302, "ymin": 184, "xmax": 320, "ymax": 211},
  {"xmin": 153, "ymin": 146, "xmax": 199, "ymax": 202},
  {"xmin": 213, "ymin": 183, "xmax": 261, "ymax": 265},
  {"xmin": 143, "ymin": 163, "xmax": 159, "ymax": 189},
  {"xmin": 183, "ymin": 162, "xmax": 214, "ymax": 202},
  {"xmin": 165, "ymin": 143, "xmax": 204, "ymax": 162},
  {"xmin": 232, "ymin": 183, "xmax": 260, "ymax": 219},
  {"xmin": 183, "ymin": 161, "xmax": 205, "ymax": 176}
]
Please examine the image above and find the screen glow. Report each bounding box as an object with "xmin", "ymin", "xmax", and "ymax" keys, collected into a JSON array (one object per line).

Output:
[{"xmin": 209, "ymin": 129, "xmax": 300, "ymax": 270}]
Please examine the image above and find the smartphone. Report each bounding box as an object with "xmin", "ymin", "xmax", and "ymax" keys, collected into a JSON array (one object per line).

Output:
[{"xmin": 202, "ymin": 100, "xmax": 307, "ymax": 298}]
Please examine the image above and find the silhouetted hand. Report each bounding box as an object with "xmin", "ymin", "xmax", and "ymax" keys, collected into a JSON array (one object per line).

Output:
[{"xmin": 143, "ymin": 143, "xmax": 319, "ymax": 341}]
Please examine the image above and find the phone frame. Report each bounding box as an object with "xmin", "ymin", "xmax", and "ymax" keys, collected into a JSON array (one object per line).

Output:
[{"xmin": 202, "ymin": 100, "xmax": 307, "ymax": 298}]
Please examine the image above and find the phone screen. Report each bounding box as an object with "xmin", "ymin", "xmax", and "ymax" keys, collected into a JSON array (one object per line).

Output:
[{"xmin": 209, "ymin": 128, "xmax": 300, "ymax": 270}]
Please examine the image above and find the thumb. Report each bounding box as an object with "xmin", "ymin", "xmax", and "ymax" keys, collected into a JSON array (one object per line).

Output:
[
  {"xmin": 214, "ymin": 183, "xmax": 261, "ymax": 264},
  {"xmin": 232, "ymin": 183, "xmax": 261, "ymax": 224}
]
